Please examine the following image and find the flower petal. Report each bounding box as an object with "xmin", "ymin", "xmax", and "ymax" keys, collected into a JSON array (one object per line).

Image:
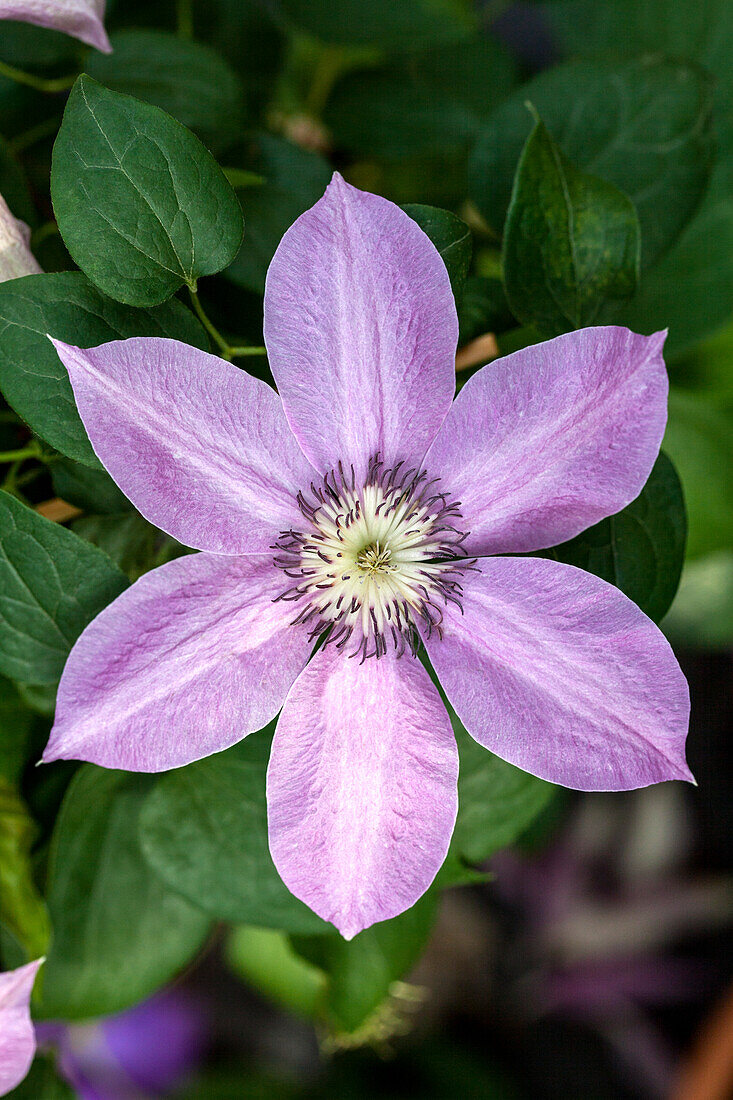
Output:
[
  {"xmin": 43, "ymin": 553, "xmax": 310, "ymax": 772},
  {"xmin": 53, "ymin": 337, "xmax": 314, "ymax": 555},
  {"xmin": 0, "ymin": 0, "xmax": 111, "ymax": 51},
  {"xmin": 0, "ymin": 193, "xmax": 41, "ymax": 282},
  {"xmin": 0, "ymin": 959, "xmax": 42, "ymax": 1096},
  {"xmin": 424, "ymin": 557, "xmax": 691, "ymax": 791},
  {"xmin": 425, "ymin": 327, "xmax": 668, "ymax": 555},
  {"xmin": 264, "ymin": 173, "xmax": 457, "ymax": 479},
  {"xmin": 267, "ymin": 645, "xmax": 458, "ymax": 938}
]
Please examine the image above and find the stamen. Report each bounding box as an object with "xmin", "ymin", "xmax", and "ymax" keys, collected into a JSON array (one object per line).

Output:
[{"xmin": 272, "ymin": 454, "xmax": 473, "ymax": 660}]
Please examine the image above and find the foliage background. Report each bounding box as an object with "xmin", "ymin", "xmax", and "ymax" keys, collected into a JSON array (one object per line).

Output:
[{"xmin": 0, "ymin": 0, "xmax": 731, "ymax": 1097}]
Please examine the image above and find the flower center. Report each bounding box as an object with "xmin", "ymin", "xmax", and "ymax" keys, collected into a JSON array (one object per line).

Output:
[{"xmin": 273, "ymin": 455, "xmax": 473, "ymax": 660}]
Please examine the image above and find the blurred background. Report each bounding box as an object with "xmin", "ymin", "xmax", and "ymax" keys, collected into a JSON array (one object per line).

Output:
[{"xmin": 1, "ymin": 0, "xmax": 732, "ymax": 1097}]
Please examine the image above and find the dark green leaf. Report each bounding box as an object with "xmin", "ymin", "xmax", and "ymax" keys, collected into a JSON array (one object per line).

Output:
[
  {"xmin": 0, "ymin": 271, "xmax": 208, "ymax": 465},
  {"xmin": 0, "ymin": 491, "xmax": 128, "ymax": 685},
  {"xmin": 6, "ymin": 1055, "xmax": 75, "ymax": 1100},
  {"xmin": 41, "ymin": 767, "xmax": 210, "ymax": 1020},
  {"xmin": 470, "ymin": 57, "xmax": 714, "ymax": 268},
  {"xmin": 614, "ymin": 160, "xmax": 733, "ymax": 359},
  {"xmin": 449, "ymin": 716, "xmax": 555, "ymax": 867},
  {"xmin": 503, "ymin": 117, "xmax": 640, "ymax": 333},
  {"xmin": 0, "ymin": 679, "xmax": 35, "ymax": 784},
  {"xmin": 51, "ymin": 76, "xmax": 244, "ymax": 306},
  {"xmin": 293, "ymin": 892, "xmax": 437, "ymax": 1033},
  {"xmin": 458, "ymin": 275, "xmax": 512, "ymax": 345},
  {"xmin": 51, "ymin": 459, "xmax": 132, "ymax": 514},
  {"xmin": 662, "ymin": 390, "xmax": 733, "ymax": 559},
  {"xmin": 138, "ymin": 730, "xmax": 332, "ymax": 935},
  {"xmin": 551, "ymin": 452, "xmax": 686, "ymax": 622},
  {"xmin": 71, "ymin": 512, "xmax": 187, "ymax": 582},
  {"xmin": 402, "ymin": 204, "xmax": 471, "ymax": 304},
  {"xmin": 86, "ymin": 30, "xmax": 245, "ymax": 154},
  {"xmin": 225, "ymin": 134, "xmax": 331, "ymax": 293},
  {"xmin": 0, "ymin": 138, "xmax": 35, "ymax": 227},
  {"xmin": 268, "ymin": 0, "xmax": 473, "ymax": 48}
]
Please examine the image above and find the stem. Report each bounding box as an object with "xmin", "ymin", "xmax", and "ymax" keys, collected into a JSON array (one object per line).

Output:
[
  {"xmin": 8, "ymin": 115, "xmax": 60, "ymax": 155},
  {"xmin": 306, "ymin": 44, "xmax": 345, "ymax": 118},
  {"xmin": 177, "ymin": 0, "xmax": 194, "ymax": 38},
  {"xmin": 0, "ymin": 59, "xmax": 76, "ymax": 94},
  {"xmin": 188, "ymin": 287, "xmax": 231, "ymax": 357},
  {"xmin": 0, "ymin": 445, "xmax": 41, "ymax": 463},
  {"xmin": 228, "ymin": 346, "xmax": 267, "ymax": 358},
  {"xmin": 30, "ymin": 221, "xmax": 59, "ymax": 250},
  {"xmin": 187, "ymin": 289, "xmax": 266, "ymax": 361}
]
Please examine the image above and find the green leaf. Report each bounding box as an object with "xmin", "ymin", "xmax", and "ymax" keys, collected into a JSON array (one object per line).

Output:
[
  {"xmin": 268, "ymin": 0, "xmax": 473, "ymax": 48},
  {"xmin": 71, "ymin": 512, "xmax": 187, "ymax": 582},
  {"xmin": 449, "ymin": 716, "xmax": 555, "ymax": 867},
  {"xmin": 0, "ymin": 678, "xmax": 36, "ymax": 784},
  {"xmin": 6, "ymin": 1055, "xmax": 75, "ymax": 1100},
  {"xmin": 86, "ymin": 30, "xmax": 245, "ymax": 154},
  {"xmin": 138, "ymin": 730, "xmax": 332, "ymax": 935},
  {"xmin": 503, "ymin": 117, "xmax": 640, "ymax": 334},
  {"xmin": 402, "ymin": 204, "xmax": 471, "ymax": 304},
  {"xmin": 614, "ymin": 164, "xmax": 733, "ymax": 360},
  {"xmin": 51, "ymin": 459, "xmax": 132, "ymax": 514},
  {"xmin": 226, "ymin": 926, "xmax": 328, "ymax": 1019},
  {"xmin": 662, "ymin": 390, "xmax": 733, "ymax": 559},
  {"xmin": 293, "ymin": 892, "xmax": 437, "ymax": 1034},
  {"xmin": 40, "ymin": 766, "xmax": 210, "ymax": 1020},
  {"xmin": 550, "ymin": 452, "xmax": 687, "ymax": 623},
  {"xmin": 458, "ymin": 275, "xmax": 512, "ymax": 345},
  {"xmin": 0, "ymin": 492, "xmax": 128, "ymax": 685},
  {"xmin": 470, "ymin": 58, "xmax": 714, "ymax": 268},
  {"xmin": 225, "ymin": 134, "xmax": 331, "ymax": 294},
  {"xmin": 51, "ymin": 75, "xmax": 244, "ymax": 307},
  {"xmin": 0, "ymin": 271, "xmax": 208, "ymax": 466},
  {"xmin": 0, "ymin": 137, "xmax": 35, "ymax": 227},
  {"xmin": 0, "ymin": 779, "xmax": 50, "ymax": 960}
]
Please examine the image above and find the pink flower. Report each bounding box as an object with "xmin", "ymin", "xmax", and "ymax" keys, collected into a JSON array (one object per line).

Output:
[
  {"xmin": 0, "ymin": 0, "xmax": 110, "ymax": 52},
  {"xmin": 0, "ymin": 192, "xmax": 41, "ymax": 283},
  {"xmin": 43, "ymin": 176, "xmax": 691, "ymax": 939},
  {"xmin": 0, "ymin": 960, "xmax": 42, "ymax": 1096}
]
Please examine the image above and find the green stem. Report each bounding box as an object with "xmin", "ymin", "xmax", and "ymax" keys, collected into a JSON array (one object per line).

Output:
[
  {"xmin": 188, "ymin": 289, "xmax": 266, "ymax": 361},
  {"xmin": 0, "ymin": 59, "xmax": 76, "ymax": 94},
  {"xmin": 306, "ymin": 44, "xmax": 345, "ymax": 118},
  {"xmin": 188, "ymin": 287, "xmax": 231, "ymax": 357},
  {"xmin": 0, "ymin": 444, "xmax": 41, "ymax": 463},
  {"xmin": 8, "ymin": 115, "xmax": 60, "ymax": 155},
  {"xmin": 228, "ymin": 346, "xmax": 267, "ymax": 358},
  {"xmin": 30, "ymin": 221, "xmax": 59, "ymax": 250}
]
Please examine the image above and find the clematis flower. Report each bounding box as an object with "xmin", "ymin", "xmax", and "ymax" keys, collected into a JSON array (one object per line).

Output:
[
  {"xmin": 43, "ymin": 175, "xmax": 691, "ymax": 939},
  {"xmin": 0, "ymin": 0, "xmax": 110, "ymax": 52},
  {"xmin": 0, "ymin": 192, "xmax": 41, "ymax": 283},
  {"xmin": 0, "ymin": 959, "xmax": 43, "ymax": 1095}
]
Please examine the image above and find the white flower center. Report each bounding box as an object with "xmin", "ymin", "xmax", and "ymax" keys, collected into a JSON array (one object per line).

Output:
[{"xmin": 273, "ymin": 455, "xmax": 473, "ymax": 660}]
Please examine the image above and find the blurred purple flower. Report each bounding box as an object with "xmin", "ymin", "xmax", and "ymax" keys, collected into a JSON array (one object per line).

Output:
[
  {"xmin": 0, "ymin": 0, "xmax": 110, "ymax": 51},
  {"xmin": 37, "ymin": 989, "xmax": 207, "ymax": 1099},
  {"xmin": 43, "ymin": 175, "xmax": 690, "ymax": 939}
]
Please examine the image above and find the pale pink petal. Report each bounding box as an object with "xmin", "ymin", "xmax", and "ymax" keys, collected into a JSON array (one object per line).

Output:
[
  {"xmin": 0, "ymin": 193, "xmax": 41, "ymax": 282},
  {"xmin": 43, "ymin": 554, "xmax": 310, "ymax": 772},
  {"xmin": 0, "ymin": 959, "xmax": 42, "ymax": 1096},
  {"xmin": 267, "ymin": 645, "xmax": 458, "ymax": 938},
  {"xmin": 424, "ymin": 557, "xmax": 691, "ymax": 791},
  {"xmin": 0, "ymin": 0, "xmax": 111, "ymax": 51},
  {"xmin": 425, "ymin": 327, "xmax": 668, "ymax": 555},
  {"xmin": 53, "ymin": 337, "xmax": 314, "ymax": 555},
  {"xmin": 264, "ymin": 173, "xmax": 457, "ymax": 479}
]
